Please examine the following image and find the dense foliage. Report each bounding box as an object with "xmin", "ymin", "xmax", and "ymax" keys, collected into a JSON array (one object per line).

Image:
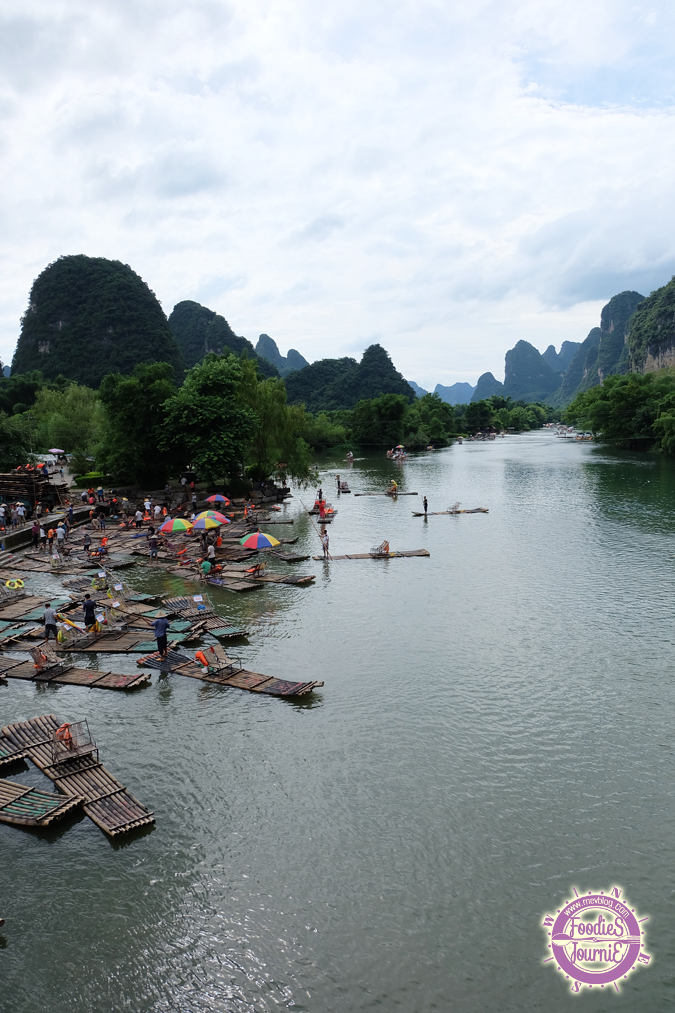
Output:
[
  {"xmin": 161, "ymin": 356, "xmax": 259, "ymax": 483},
  {"xmin": 168, "ymin": 300, "xmax": 278, "ymax": 377},
  {"xmin": 565, "ymin": 370, "xmax": 675, "ymax": 451},
  {"xmin": 455, "ymin": 395, "xmax": 551, "ymax": 434},
  {"xmin": 0, "ymin": 411, "xmax": 36, "ymax": 470},
  {"xmin": 0, "ymin": 369, "xmax": 69, "ymax": 415},
  {"xmin": 32, "ymin": 383, "xmax": 104, "ymax": 473},
  {"xmin": 285, "ymin": 344, "xmax": 415, "ymax": 412},
  {"xmin": 97, "ymin": 363, "xmax": 177, "ymax": 485},
  {"xmin": 11, "ymin": 255, "xmax": 184, "ymax": 386}
]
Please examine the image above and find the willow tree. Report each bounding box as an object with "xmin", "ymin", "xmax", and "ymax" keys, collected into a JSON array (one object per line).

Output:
[{"xmin": 238, "ymin": 360, "xmax": 311, "ymax": 481}]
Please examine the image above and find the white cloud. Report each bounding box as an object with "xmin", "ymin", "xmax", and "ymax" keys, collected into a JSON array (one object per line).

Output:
[{"xmin": 1, "ymin": 0, "xmax": 675, "ymax": 389}]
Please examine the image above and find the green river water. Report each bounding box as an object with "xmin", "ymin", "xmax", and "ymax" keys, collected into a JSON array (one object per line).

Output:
[{"xmin": 1, "ymin": 430, "xmax": 674, "ymax": 1011}]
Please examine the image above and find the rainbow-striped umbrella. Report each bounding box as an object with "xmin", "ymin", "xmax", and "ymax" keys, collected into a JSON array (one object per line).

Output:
[
  {"xmin": 195, "ymin": 510, "xmax": 231, "ymax": 525},
  {"xmin": 239, "ymin": 531, "xmax": 280, "ymax": 549},
  {"xmin": 192, "ymin": 515, "xmax": 221, "ymax": 530},
  {"xmin": 159, "ymin": 517, "xmax": 193, "ymax": 533},
  {"xmin": 205, "ymin": 494, "xmax": 231, "ymax": 506}
]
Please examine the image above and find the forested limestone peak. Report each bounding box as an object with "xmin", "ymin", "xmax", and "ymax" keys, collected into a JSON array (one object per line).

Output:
[
  {"xmin": 11, "ymin": 255, "xmax": 184, "ymax": 387},
  {"xmin": 285, "ymin": 343, "xmax": 414, "ymax": 412},
  {"xmin": 625, "ymin": 279, "xmax": 675, "ymax": 371},
  {"xmin": 168, "ymin": 301, "xmax": 278, "ymax": 377},
  {"xmin": 471, "ymin": 372, "xmax": 503, "ymax": 401},
  {"xmin": 255, "ymin": 334, "xmax": 309, "ymax": 377},
  {"xmin": 503, "ymin": 341, "xmax": 562, "ymax": 402}
]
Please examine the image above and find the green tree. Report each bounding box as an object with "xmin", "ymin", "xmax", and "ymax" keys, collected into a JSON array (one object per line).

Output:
[
  {"xmin": 0, "ymin": 411, "xmax": 38, "ymax": 469},
  {"xmin": 32, "ymin": 383, "xmax": 103, "ymax": 459},
  {"xmin": 303, "ymin": 411, "xmax": 347, "ymax": 450},
  {"xmin": 464, "ymin": 400, "xmax": 494, "ymax": 432},
  {"xmin": 351, "ymin": 393, "xmax": 409, "ymax": 446},
  {"xmin": 161, "ymin": 355, "xmax": 257, "ymax": 483},
  {"xmin": 237, "ymin": 362, "xmax": 311, "ymax": 479},
  {"xmin": 402, "ymin": 392, "xmax": 455, "ymax": 447},
  {"xmin": 98, "ymin": 362, "xmax": 177, "ymax": 483},
  {"xmin": 566, "ymin": 372, "xmax": 675, "ymax": 448}
]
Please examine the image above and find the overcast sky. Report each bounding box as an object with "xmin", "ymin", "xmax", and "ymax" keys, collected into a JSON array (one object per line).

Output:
[{"xmin": 1, "ymin": 0, "xmax": 675, "ymax": 388}]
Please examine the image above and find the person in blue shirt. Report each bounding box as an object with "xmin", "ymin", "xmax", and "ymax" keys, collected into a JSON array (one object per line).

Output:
[
  {"xmin": 153, "ymin": 615, "xmax": 170, "ymax": 658},
  {"xmin": 82, "ymin": 594, "xmax": 97, "ymax": 631}
]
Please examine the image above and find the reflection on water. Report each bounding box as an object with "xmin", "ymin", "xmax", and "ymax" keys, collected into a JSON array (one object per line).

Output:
[{"xmin": 1, "ymin": 431, "xmax": 674, "ymax": 1011}]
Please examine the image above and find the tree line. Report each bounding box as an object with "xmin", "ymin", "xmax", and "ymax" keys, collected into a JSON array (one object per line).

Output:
[
  {"xmin": 0, "ymin": 355, "xmax": 554, "ymax": 484},
  {"xmin": 565, "ymin": 369, "xmax": 675, "ymax": 452}
]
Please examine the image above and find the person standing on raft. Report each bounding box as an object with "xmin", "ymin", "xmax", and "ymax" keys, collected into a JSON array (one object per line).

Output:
[
  {"xmin": 423, "ymin": 496, "xmax": 428, "ymax": 516},
  {"xmin": 152, "ymin": 615, "xmax": 170, "ymax": 659},
  {"xmin": 321, "ymin": 530, "xmax": 330, "ymax": 558},
  {"xmin": 43, "ymin": 603, "xmax": 58, "ymax": 643},
  {"xmin": 82, "ymin": 594, "xmax": 97, "ymax": 631}
]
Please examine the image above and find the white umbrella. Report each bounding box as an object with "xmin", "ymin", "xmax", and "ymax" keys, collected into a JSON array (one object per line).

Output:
[{"xmin": 48, "ymin": 448, "xmax": 65, "ymax": 454}]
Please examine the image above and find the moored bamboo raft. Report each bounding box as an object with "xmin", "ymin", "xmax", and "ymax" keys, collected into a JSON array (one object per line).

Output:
[
  {"xmin": 269, "ymin": 550, "xmax": 311, "ymax": 562},
  {"xmin": 312, "ymin": 548, "xmax": 430, "ymax": 560},
  {"xmin": 0, "ymin": 728, "xmax": 28, "ymax": 769},
  {"xmin": 1, "ymin": 715, "xmax": 154, "ymax": 837},
  {"xmin": 138, "ymin": 645, "xmax": 323, "ymax": 697},
  {"xmin": 0, "ymin": 777, "xmax": 83, "ymax": 827},
  {"xmin": 254, "ymin": 517, "xmax": 294, "ymax": 524},
  {"xmin": 0, "ymin": 657, "xmax": 150, "ymax": 690},
  {"xmin": 0, "ymin": 595, "xmax": 49, "ymax": 621}
]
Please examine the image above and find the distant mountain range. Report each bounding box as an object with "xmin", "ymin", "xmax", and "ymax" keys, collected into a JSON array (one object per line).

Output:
[
  {"xmin": 8, "ymin": 254, "xmax": 675, "ymax": 415},
  {"xmin": 408, "ymin": 288, "xmax": 655, "ymax": 408}
]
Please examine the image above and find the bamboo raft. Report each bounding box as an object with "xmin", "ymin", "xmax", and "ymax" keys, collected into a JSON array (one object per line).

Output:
[
  {"xmin": 0, "ymin": 777, "xmax": 83, "ymax": 827},
  {"xmin": 0, "ymin": 729, "xmax": 28, "ymax": 770},
  {"xmin": 138, "ymin": 645, "xmax": 323, "ymax": 697},
  {"xmin": 269, "ymin": 550, "xmax": 310, "ymax": 562},
  {"xmin": 218, "ymin": 567, "xmax": 316, "ymax": 586},
  {"xmin": 354, "ymin": 491, "xmax": 418, "ymax": 497},
  {"xmin": 1, "ymin": 715, "xmax": 155, "ymax": 836},
  {"xmin": 312, "ymin": 549, "xmax": 431, "ymax": 560},
  {"xmin": 411, "ymin": 507, "xmax": 489, "ymax": 515},
  {"xmin": 207, "ymin": 577, "xmax": 266, "ymax": 592},
  {"xmin": 0, "ymin": 656, "xmax": 150, "ymax": 690},
  {"xmin": 0, "ymin": 595, "xmax": 50, "ymax": 620},
  {"xmin": 158, "ymin": 596, "xmax": 248, "ymax": 637}
]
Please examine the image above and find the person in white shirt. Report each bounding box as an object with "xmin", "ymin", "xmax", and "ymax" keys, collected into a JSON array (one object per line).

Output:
[{"xmin": 154, "ymin": 504, "xmax": 162, "ymax": 520}]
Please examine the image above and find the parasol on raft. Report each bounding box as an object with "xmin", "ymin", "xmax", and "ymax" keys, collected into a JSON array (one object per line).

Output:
[{"xmin": 239, "ymin": 531, "xmax": 280, "ymax": 549}]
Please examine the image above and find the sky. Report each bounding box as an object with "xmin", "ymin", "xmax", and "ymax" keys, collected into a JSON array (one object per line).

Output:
[{"xmin": 1, "ymin": 0, "xmax": 675, "ymax": 389}]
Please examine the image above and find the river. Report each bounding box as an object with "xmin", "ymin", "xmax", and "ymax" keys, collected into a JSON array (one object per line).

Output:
[{"xmin": 1, "ymin": 430, "xmax": 674, "ymax": 1011}]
